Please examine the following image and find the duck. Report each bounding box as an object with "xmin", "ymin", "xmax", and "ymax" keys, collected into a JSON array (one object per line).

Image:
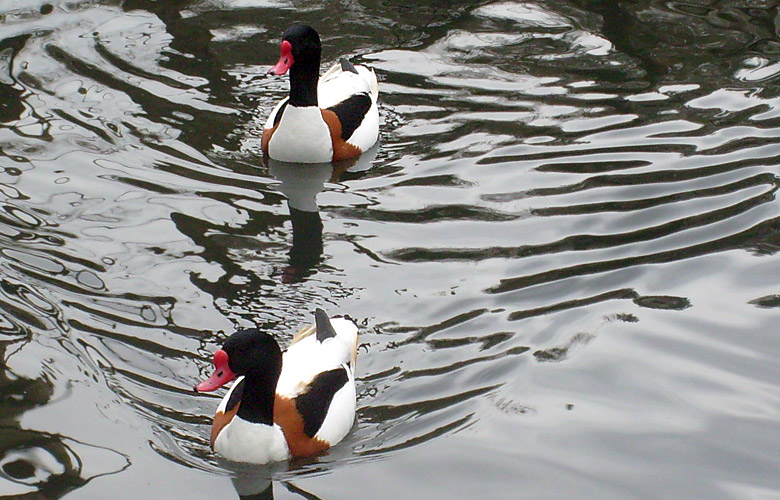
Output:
[
  {"xmin": 195, "ymin": 309, "xmax": 359, "ymax": 464},
  {"xmin": 261, "ymin": 24, "xmax": 379, "ymax": 163}
]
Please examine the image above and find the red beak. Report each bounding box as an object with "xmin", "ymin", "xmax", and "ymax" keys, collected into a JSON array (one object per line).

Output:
[
  {"xmin": 268, "ymin": 40, "xmax": 294, "ymax": 75},
  {"xmin": 195, "ymin": 349, "xmax": 236, "ymax": 392}
]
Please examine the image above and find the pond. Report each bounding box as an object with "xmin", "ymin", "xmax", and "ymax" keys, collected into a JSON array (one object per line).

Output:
[{"xmin": 0, "ymin": 1, "xmax": 779, "ymax": 499}]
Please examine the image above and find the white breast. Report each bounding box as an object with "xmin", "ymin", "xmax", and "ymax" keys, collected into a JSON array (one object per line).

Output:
[
  {"xmin": 213, "ymin": 417, "xmax": 290, "ymax": 464},
  {"xmin": 267, "ymin": 106, "xmax": 333, "ymax": 163}
]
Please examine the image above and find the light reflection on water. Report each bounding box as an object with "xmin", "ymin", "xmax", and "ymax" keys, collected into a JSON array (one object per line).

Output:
[{"xmin": 0, "ymin": 1, "xmax": 779, "ymax": 499}]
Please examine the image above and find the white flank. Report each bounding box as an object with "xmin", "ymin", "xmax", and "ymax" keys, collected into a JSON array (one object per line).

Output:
[
  {"xmin": 319, "ymin": 63, "xmax": 380, "ymax": 153},
  {"xmin": 345, "ymin": 94, "xmax": 379, "ymax": 154},
  {"xmin": 313, "ymin": 362, "xmax": 356, "ymax": 445},
  {"xmin": 213, "ymin": 418, "xmax": 290, "ymax": 464},
  {"xmin": 276, "ymin": 315, "xmax": 358, "ymax": 448},
  {"xmin": 276, "ymin": 316, "xmax": 359, "ymax": 398},
  {"xmin": 266, "ymin": 105, "xmax": 333, "ymax": 163}
]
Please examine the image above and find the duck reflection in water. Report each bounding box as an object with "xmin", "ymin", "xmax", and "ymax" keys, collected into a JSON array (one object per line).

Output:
[
  {"xmin": 231, "ymin": 475, "xmax": 274, "ymax": 500},
  {"xmin": 229, "ymin": 472, "xmax": 327, "ymax": 500},
  {"xmin": 267, "ymin": 144, "xmax": 378, "ymax": 283}
]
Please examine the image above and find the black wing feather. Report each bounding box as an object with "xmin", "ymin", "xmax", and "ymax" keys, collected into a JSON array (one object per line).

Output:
[
  {"xmin": 272, "ymin": 99, "xmax": 289, "ymax": 127},
  {"xmin": 327, "ymin": 93, "xmax": 372, "ymax": 141},
  {"xmin": 225, "ymin": 378, "xmax": 244, "ymax": 412},
  {"xmin": 295, "ymin": 367, "xmax": 349, "ymax": 438}
]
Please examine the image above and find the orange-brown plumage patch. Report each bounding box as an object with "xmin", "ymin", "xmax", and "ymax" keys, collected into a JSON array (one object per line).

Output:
[
  {"xmin": 320, "ymin": 110, "xmax": 362, "ymax": 162},
  {"xmin": 274, "ymin": 395, "xmax": 330, "ymax": 458},
  {"xmin": 261, "ymin": 125, "xmax": 278, "ymax": 156},
  {"xmin": 211, "ymin": 405, "xmax": 239, "ymax": 449}
]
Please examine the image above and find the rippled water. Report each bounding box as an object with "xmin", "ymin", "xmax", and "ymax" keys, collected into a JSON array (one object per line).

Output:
[{"xmin": 1, "ymin": 1, "xmax": 779, "ymax": 499}]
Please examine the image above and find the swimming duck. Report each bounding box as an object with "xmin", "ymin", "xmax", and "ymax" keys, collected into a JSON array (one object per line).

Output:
[
  {"xmin": 195, "ymin": 309, "xmax": 359, "ymax": 464},
  {"xmin": 262, "ymin": 24, "xmax": 379, "ymax": 163}
]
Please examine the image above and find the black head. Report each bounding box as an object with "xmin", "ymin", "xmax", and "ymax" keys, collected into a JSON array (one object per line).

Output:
[
  {"xmin": 281, "ymin": 24, "xmax": 321, "ymax": 61},
  {"xmin": 195, "ymin": 328, "xmax": 284, "ymax": 427},
  {"xmin": 222, "ymin": 329, "xmax": 283, "ymax": 379},
  {"xmin": 197, "ymin": 329, "xmax": 283, "ymax": 426},
  {"xmin": 268, "ymin": 24, "xmax": 322, "ymax": 77},
  {"xmin": 268, "ymin": 24, "xmax": 323, "ymax": 106}
]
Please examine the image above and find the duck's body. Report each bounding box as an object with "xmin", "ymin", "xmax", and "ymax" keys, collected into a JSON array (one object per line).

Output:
[
  {"xmin": 261, "ymin": 25, "xmax": 379, "ymax": 163},
  {"xmin": 196, "ymin": 309, "xmax": 359, "ymax": 464}
]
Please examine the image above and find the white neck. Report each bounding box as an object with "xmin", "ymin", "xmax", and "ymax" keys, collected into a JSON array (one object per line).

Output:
[{"xmin": 213, "ymin": 417, "xmax": 290, "ymax": 464}]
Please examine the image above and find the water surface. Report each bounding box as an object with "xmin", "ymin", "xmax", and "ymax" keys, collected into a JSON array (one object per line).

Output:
[{"xmin": 1, "ymin": 1, "xmax": 779, "ymax": 499}]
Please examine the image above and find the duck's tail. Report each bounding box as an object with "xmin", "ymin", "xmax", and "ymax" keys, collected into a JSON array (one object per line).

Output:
[
  {"xmin": 357, "ymin": 65, "xmax": 379, "ymax": 102},
  {"xmin": 321, "ymin": 58, "xmax": 379, "ymax": 102},
  {"xmin": 289, "ymin": 310, "xmax": 359, "ymax": 367}
]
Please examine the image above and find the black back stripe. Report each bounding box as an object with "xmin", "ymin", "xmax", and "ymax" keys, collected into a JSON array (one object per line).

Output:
[
  {"xmin": 315, "ymin": 308, "xmax": 337, "ymax": 342},
  {"xmin": 295, "ymin": 367, "xmax": 349, "ymax": 438},
  {"xmin": 226, "ymin": 378, "xmax": 244, "ymax": 412},
  {"xmin": 327, "ymin": 93, "xmax": 372, "ymax": 141},
  {"xmin": 273, "ymin": 99, "xmax": 289, "ymax": 127}
]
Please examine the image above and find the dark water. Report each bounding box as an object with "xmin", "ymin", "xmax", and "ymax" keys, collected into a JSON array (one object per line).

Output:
[{"xmin": 1, "ymin": 1, "xmax": 779, "ymax": 499}]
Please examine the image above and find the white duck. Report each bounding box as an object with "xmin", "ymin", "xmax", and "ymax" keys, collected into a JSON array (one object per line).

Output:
[
  {"xmin": 195, "ymin": 309, "xmax": 359, "ymax": 464},
  {"xmin": 262, "ymin": 24, "xmax": 379, "ymax": 163}
]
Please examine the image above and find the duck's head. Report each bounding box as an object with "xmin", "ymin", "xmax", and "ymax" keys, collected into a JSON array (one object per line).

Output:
[
  {"xmin": 195, "ymin": 329, "xmax": 283, "ymax": 392},
  {"xmin": 268, "ymin": 24, "xmax": 321, "ymax": 76}
]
